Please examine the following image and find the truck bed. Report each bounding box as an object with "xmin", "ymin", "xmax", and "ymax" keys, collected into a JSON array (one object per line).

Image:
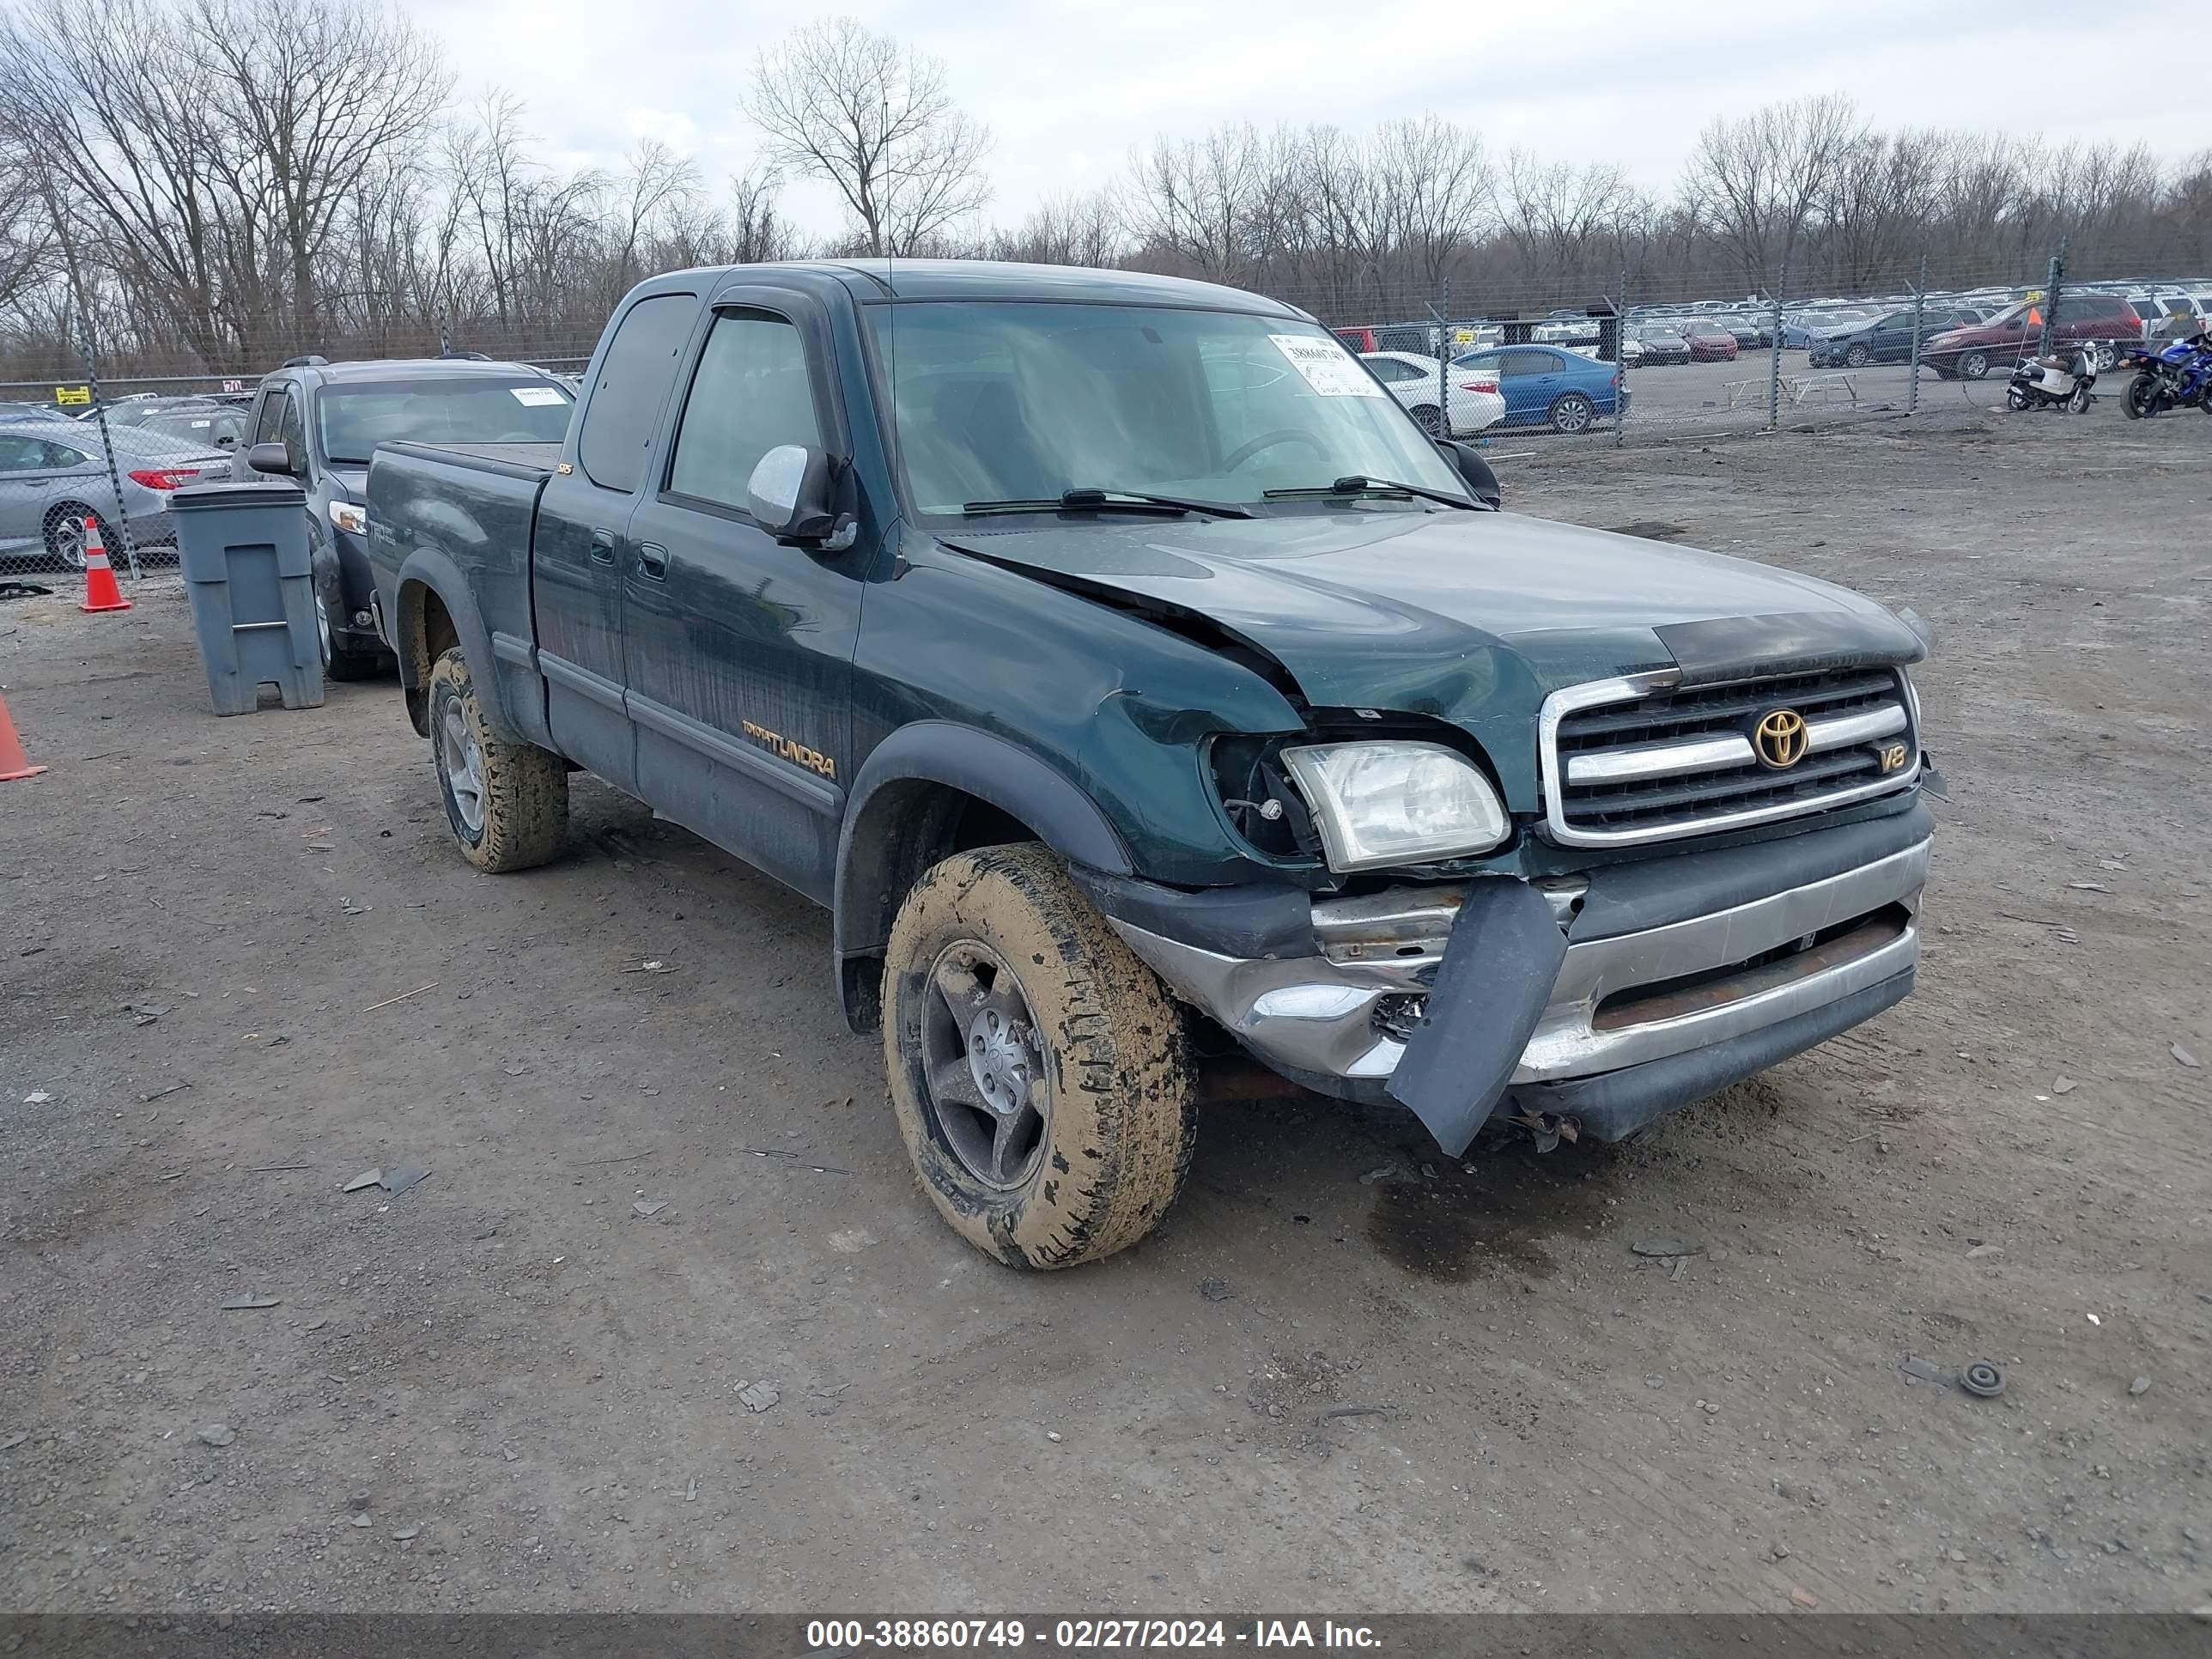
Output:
[
  {"xmin": 365, "ymin": 440, "xmax": 557, "ymax": 725},
  {"xmin": 397, "ymin": 441, "xmax": 562, "ymax": 476}
]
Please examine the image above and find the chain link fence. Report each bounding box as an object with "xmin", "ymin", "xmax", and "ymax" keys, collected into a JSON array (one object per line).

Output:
[
  {"xmin": 4, "ymin": 245, "xmax": 2202, "ymax": 586},
  {"xmin": 0, "ymin": 338, "xmax": 594, "ymax": 581},
  {"xmin": 1278, "ymin": 244, "xmax": 2203, "ymax": 453}
]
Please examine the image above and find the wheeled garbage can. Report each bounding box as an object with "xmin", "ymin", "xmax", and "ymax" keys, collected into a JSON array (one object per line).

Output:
[{"xmin": 169, "ymin": 482, "xmax": 325, "ymax": 715}]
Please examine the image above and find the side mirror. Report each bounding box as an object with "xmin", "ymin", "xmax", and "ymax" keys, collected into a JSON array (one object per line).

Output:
[
  {"xmin": 246, "ymin": 440, "xmax": 296, "ymax": 477},
  {"xmin": 745, "ymin": 444, "xmax": 836, "ymax": 541},
  {"xmin": 1433, "ymin": 439, "xmax": 1501, "ymax": 509}
]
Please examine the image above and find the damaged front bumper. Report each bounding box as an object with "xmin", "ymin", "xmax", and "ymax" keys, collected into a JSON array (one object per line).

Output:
[{"xmin": 1081, "ymin": 801, "xmax": 1933, "ymax": 1156}]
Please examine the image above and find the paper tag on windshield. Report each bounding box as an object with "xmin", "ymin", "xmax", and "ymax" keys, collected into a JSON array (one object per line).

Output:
[
  {"xmin": 1270, "ymin": 334, "xmax": 1385, "ymax": 398},
  {"xmin": 510, "ymin": 386, "xmax": 565, "ymax": 406}
]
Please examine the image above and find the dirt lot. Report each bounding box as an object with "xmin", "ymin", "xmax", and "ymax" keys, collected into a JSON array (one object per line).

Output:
[{"xmin": 3, "ymin": 408, "xmax": 2209, "ymax": 1616}]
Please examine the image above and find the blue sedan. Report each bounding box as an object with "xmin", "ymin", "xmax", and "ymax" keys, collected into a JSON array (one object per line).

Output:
[{"xmin": 1448, "ymin": 346, "xmax": 1623, "ymax": 433}]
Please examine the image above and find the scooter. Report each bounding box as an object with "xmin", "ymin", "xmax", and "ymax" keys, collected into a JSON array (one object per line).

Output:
[{"xmin": 2006, "ymin": 345, "xmax": 2097, "ymax": 413}]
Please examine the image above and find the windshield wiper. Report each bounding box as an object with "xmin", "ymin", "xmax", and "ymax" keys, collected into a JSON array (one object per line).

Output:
[
  {"xmin": 1263, "ymin": 475, "xmax": 1476, "ymax": 509},
  {"xmin": 962, "ymin": 487, "xmax": 1254, "ymax": 520}
]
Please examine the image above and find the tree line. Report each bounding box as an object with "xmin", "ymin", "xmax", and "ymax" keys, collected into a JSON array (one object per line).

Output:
[{"xmin": 3, "ymin": 2, "xmax": 2208, "ymax": 383}]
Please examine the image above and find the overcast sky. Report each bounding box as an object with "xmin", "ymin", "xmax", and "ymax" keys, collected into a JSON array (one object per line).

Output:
[{"xmin": 407, "ymin": 0, "xmax": 2203, "ymax": 236}]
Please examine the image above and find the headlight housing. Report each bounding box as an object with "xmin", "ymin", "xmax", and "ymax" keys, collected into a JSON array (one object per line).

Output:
[
  {"xmin": 328, "ymin": 499, "xmax": 367, "ymax": 536},
  {"xmin": 1279, "ymin": 740, "xmax": 1509, "ymax": 872}
]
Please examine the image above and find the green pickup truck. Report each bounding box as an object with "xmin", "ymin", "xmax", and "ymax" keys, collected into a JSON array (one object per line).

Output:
[{"xmin": 364, "ymin": 261, "xmax": 1939, "ymax": 1271}]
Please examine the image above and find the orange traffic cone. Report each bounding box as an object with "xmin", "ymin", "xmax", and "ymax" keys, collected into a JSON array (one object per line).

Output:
[
  {"xmin": 0, "ymin": 689, "xmax": 45, "ymax": 781},
  {"xmin": 80, "ymin": 515, "xmax": 132, "ymax": 614}
]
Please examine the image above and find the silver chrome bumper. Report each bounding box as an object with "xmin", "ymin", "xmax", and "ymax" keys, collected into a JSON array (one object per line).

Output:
[{"xmin": 1109, "ymin": 839, "xmax": 1929, "ymax": 1093}]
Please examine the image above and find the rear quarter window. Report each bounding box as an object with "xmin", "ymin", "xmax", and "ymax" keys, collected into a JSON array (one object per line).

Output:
[{"xmin": 578, "ymin": 293, "xmax": 699, "ymax": 492}]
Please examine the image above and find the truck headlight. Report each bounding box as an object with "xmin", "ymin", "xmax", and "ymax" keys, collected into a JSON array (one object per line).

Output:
[
  {"xmin": 328, "ymin": 500, "xmax": 367, "ymax": 536},
  {"xmin": 1280, "ymin": 740, "xmax": 1509, "ymax": 872}
]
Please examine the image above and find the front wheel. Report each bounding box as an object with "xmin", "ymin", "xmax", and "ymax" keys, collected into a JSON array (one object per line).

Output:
[
  {"xmin": 426, "ymin": 647, "xmax": 569, "ymax": 872},
  {"xmin": 2005, "ymin": 384, "xmax": 2030, "ymax": 411},
  {"xmin": 883, "ymin": 843, "xmax": 1196, "ymax": 1270},
  {"xmin": 1548, "ymin": 392, "xmax": 1596, "ymax": 434},
  {"xmin": 2123, "ymin": 375, "xmax": 2159, "ymax": 420},
  {"xmin": 1844, "ymin": 344, "xmax": 1871, "ymax": 368},
  {"xmin": 1958, "ymin": 350, "xmax": 1991, "ymax": 381},
  {"xmin": 2069, "ymin": 384, "xmax": 2093, "ymax": 415}
]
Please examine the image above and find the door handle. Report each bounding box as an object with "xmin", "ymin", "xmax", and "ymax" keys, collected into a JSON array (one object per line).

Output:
[
  {"xmin": 588, "ymin": 528, "xmax": 617, "ymax": 565},
  {"xmin": 635, "ymin": 542, "xmax": 668, "ymax": 580}
]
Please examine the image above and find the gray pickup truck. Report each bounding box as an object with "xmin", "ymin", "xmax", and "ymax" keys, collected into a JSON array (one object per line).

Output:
[{"xmin": 364, "ymin": 260, "xmax": 1940, "ymax": 1270}]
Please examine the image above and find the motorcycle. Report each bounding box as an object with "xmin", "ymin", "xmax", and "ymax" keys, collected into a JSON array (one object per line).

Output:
[
  {"xmin": 2119, "ymin": 334, "xmax": 2212, "ymax": 419},
  {"xmin": 2005, "ymin": 345, "xmax": 2097, "ymax": 413}
]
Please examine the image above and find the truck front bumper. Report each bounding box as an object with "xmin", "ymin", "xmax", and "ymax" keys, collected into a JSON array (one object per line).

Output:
[{"xmin": 1085, "ymin": 802, "xmax": 1933, "ymax": 1155}]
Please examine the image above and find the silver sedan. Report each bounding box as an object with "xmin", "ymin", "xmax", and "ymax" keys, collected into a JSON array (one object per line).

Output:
[{"xmin": 0, "ymin": 420, "xmax": 233, "ymax": 568}]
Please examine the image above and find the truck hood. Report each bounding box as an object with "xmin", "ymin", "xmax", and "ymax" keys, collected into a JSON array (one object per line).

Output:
[{"xmin": 939, "ymin": 507, "xmax": 1921, "ymax": 720}]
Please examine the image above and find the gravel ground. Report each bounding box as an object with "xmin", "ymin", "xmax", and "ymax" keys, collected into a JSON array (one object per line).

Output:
[{"xmin": 2, "ymin": 406, "xmax": 2208, "ymax": 1615}]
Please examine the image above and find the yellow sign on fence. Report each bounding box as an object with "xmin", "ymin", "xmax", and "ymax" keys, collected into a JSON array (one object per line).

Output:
[{"xmin": 53, "ymin": 384, "xmax": 91, "ymax": 406}]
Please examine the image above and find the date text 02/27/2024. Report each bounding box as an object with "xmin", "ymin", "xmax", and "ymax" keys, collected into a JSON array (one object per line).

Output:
[{"xmin": 804, "ymin": 1620, "xmax": 1383, "ymax": 1650}]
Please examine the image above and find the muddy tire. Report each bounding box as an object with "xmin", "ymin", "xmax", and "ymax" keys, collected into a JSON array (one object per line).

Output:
[
  {"xmin": 427, "ymin": 647, "xmax": 568, "ymax": 872},
  {"xmin": 882, "ymin": 843, "xmax": 1195, "ymax": 1270}
]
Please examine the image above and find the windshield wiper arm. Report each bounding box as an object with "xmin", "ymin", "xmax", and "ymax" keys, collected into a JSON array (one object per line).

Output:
[
  {"xmin": 962, "ymin": 487, "xmax": 1254, "ymax": 520},
  {"xmin": 1263, "ymin": 475, "xmax": 1476, "ymax": 509}
]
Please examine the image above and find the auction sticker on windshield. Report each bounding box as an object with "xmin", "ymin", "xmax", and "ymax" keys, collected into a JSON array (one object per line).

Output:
[
  {"xmin": 510, "ymin": 386, "xmax": 566, "ymax": 406},
  {"xmin": 1270, "ymin": 334, "xmax": 1385, "ymax": 397}
]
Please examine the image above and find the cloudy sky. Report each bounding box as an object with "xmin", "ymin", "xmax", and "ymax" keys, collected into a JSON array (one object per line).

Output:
[{"xmin": 406, "ymin": 0, "xmax": 2202, "ymax": 236}]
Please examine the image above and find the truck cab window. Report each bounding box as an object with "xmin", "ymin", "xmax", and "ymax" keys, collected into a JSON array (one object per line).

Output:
[
  {"xmin": 577, "ymin": 291, "xmax": 697, "ymax": 493},
  {"xmin": 667, "ymin": 313, "xmax": 822, "ymax": 513}
]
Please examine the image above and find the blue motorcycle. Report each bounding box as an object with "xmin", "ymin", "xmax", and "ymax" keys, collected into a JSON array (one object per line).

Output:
[{"xmin": 2120, "ymin": 334, "xmax": 2212, "ymax": 419}]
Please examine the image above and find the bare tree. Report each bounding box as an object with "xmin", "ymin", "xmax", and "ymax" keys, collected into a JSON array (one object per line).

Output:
[
  {"xmin": 745, "ymin": 17, "xmax": 991, "ymax": 257},
  {"xmin": 187, "ymin": 0, "xmax": 449, "ymax": 340},
  {"xmin": 1494, "ymin": 151, "xmax": 1636, "ymax": 286},
  {"xmin": 1681, "ymin": 94, "xmax": 1859, "ymax": 289},
  {"xmin": 985, "ymin": 189, "xmax": 1125, "ymax": 268}
]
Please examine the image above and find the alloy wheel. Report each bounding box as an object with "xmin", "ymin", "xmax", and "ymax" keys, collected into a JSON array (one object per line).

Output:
[{"xmin": 920, "ymin": 939, "xmax": 1050, "ymax": 1190}]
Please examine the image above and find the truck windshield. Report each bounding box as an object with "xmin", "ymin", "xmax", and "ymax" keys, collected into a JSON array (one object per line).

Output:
[
  {"xmin": 317, "ymin": 380, "xmax": 573, "ymax": 465},
  {"xmin": 866, "ymin": 301, "xmax": 1470, "ymax": 515}
]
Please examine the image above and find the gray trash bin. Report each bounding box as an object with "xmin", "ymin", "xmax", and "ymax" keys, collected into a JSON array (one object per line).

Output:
[{"xmin": 170, "ymin": 482, "xmax": 325, "ymax": 715}]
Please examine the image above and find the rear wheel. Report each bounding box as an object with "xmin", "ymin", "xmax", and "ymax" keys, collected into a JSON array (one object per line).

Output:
[
  {"xmin": 427, "ymin": 647, "xmax": 568, "ymax": 872},
  {"xmin": 1548, "ymin": 392, "xmax": 1596, "ymax": 434},
  {"xmin": 2123, "ymin": 375, "xmax": 2159, "ymax": 420},
  {"xmin": 42, "ymin": 505, "xmax": 94, "ymax": 571},
  {"xmin": 2091, "ymin": 342, "xmax": 2118, "ymax": 373},
  {"xmin": 882, "ymin": 843, "xmax": 1196, "ymax": 1270},
  {"xmin": 1410, "ymin": 404, "xmax": 1442, "ymax": 436}
]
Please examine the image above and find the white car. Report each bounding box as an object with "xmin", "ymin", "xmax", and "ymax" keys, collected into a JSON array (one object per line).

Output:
[{"xmin": 1359, "ymin": 351, "xmax": 1505, "ymax": 438}]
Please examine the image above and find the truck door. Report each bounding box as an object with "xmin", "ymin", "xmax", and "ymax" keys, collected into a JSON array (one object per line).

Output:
[
  {"xmin": 532, "ymin": 289, "xmax": 703, "ymax": 793},
  {"xmin": 621, "ymin": 292, "xmax": 866, "ymax": 905}
]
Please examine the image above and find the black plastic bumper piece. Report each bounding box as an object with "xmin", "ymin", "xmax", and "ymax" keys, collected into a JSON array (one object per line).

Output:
[
  {"xmin": 1385, "ymin": 877, "xmax": 1567, "ymax": 1158},
  {"xmin": 1071, "ymin": 866, "xmax": 1315, "ymax": 962},
  {"xmin": 1507, "ymin": 965, "xmax": 1915, "ymax": 1142}
]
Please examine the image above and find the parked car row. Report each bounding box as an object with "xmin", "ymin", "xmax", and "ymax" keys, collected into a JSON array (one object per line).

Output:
[{"xmin": 0, "ymin": 420, "xmax": 235, "ymax": 568}]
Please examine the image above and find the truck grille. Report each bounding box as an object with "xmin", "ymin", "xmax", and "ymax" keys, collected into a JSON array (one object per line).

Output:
[{"xmin": 1540, "ymin": 667, "xmax": 1918, "ymax": 847}]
